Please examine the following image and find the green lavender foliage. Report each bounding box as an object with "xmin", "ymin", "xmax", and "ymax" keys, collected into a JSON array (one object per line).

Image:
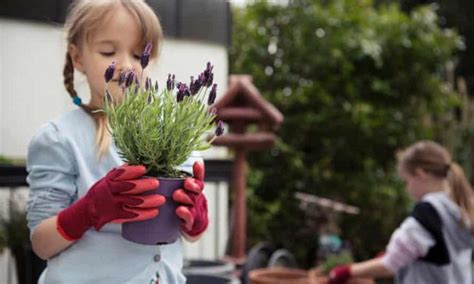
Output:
[
  {"xmin": 104, "ymin": 82, "xmax": 215, "ymax": 178},
  {"xmin": 320, "ymin": 251, "xmax": 353, "ymax": 275}
]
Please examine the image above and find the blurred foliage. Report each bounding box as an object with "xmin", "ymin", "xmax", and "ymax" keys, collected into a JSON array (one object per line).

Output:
[
  {"xmin": 0, "ymin": 155, "xmax": 29, "ymax": 252},
  {"xmin": 230, "ymin": 0, "xmax": 462, "ymax": 266},
  {"xmin": 0, "ymin": 155, "xmax": 13, "ymax": 165},
  {"xmin": 0, "ymin": 200, "xmax": 29, "ymax": 253},
  {"xmin": 399, "ymin": 0, "xmax": 474, "ymax": 92},
  {"xmin": 320, "ymin": 250, "xmax": 353, "ymax": 275}
]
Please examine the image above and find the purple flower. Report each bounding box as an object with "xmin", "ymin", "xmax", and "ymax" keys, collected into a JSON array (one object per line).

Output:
[
  {"xmin": 176, "ymin": 83, "xmax": 191, "ymax": 102},
  {"xmin": 140, "ymin": 43, "xmax": 152, "ymax": 69},
  {"xmin": 104, "ymin": 62, "xmax": 116, "ymax": 83},
  {"xmin": 198, "ymin": 73, "xmax": 206, "ymax": 85},
  {"xmin": 125, "ymin": 71, "xmax": 135, "ymax": 88},
  {"xmin": 190, "ymin": 76, "xmax": 203, "ymax": 95},
  {"xmin": 167, "ymin": 74, "xmax": 176, "ymax": 91},
  {"xmin": 118, "ymin": 71, "xmax": 126, "ymax": 85},
  {"xmin": 145, "ymin": 77, "xmax": 152, "ymax": 90},
  {"xmin": 177, "ymin": 92, "xmax": 184, "ymax": 102},
  {"xmin": 215, "ymin": 120, "xmax": 224, "ymax": 136},
  {"xmin": 147, "ymin": 93, "xmax": 153, "ymax": 104},
  {"xmin": 154, "ymin": 81, "xmax": 159, "ymax": 92},
  {"xmin": 202, "ymin": 62, "xmax": 214, "ymax": 87},
  {"xmin": 208, "ymin": 84, "xmax": 217, "ymax": 105}
]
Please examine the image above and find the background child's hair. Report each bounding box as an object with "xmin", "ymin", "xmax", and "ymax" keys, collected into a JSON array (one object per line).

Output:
[
  {"xmin": 398, "ymin": 140, "xmax": 474, "ymax": 229},
  {"xmin": 63, "ymin": 0, "xmax": 163, "ymax": 157}
]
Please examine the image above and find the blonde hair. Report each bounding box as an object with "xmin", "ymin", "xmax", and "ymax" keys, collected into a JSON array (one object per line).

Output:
[
  {"xmin": 63, "ymin": 0, "xmax": 163, "ymax": 157},
  {"xmin": 398, "ymin": 140, "xmax": 474, "ymax": 229}
]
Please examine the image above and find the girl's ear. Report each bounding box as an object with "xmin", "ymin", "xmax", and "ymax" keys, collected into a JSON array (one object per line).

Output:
[{"xmin": 68, "ymin": 44, "xmax": 85, "ymax": 73}]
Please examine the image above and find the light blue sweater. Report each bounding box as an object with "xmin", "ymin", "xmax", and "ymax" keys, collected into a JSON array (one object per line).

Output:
[{"xmin": 26, "ymin": 108, "xmax": 201, "ymax": 283}]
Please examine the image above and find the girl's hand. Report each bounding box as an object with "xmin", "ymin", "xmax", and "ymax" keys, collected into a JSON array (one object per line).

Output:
[
  {"xmin": 57, "ymin": 164, "xmax": 165, "ymax": 241},
  {"xmin": 172, "ymin": 161, "xmax": 209, "ymax": 237}
]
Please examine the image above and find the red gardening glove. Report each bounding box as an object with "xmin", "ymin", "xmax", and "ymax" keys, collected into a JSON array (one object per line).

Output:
[
  {"xmin": 172, "ymin": 161, "xmax": 209, "ymax": 237},
  {"xmin": 57, "ymin": 165, "xmax": 165, "ymax": 241},
  {"xmin": 329, "ymin": 265, "xmax": 352, "ymax": 284}
]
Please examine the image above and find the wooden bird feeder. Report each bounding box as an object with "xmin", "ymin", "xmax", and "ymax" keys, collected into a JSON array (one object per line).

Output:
[{"xmin": 212, "ymin": 75, "xmax": 284, "ymax": 263}]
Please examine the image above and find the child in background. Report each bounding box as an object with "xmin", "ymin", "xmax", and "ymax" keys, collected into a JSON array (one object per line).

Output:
[
  {"xmin": 26, "ymin": 1, "xmax": 208, "ymax": 283},
  {"xmin": 330, "ymin": 140, "xmax": 474, "ymax": 284}
]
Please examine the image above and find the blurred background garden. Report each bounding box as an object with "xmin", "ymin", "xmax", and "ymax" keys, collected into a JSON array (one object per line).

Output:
[{"xmin": 231, "ymin": 0, "xmax": 473, "ymax": 274}]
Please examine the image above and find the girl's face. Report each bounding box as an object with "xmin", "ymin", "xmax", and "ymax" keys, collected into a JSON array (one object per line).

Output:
[
  {"xmin": 69, "ymin": 5, "xmax": 150, "ymax": 106},
  {"xmin": 400, "ymin": 168, "xmax": 429, "ymax": 201}
]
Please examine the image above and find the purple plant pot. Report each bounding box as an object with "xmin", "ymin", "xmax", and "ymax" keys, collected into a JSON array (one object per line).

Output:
[{"xmin": 122, "ymin": 177, "xmax": 183, "ymax": 245}]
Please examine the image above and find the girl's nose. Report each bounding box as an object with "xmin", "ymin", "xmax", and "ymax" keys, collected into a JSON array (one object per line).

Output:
[{"xmin": 116, "ymin": 55, "xmax": 134, "ymax": 72}]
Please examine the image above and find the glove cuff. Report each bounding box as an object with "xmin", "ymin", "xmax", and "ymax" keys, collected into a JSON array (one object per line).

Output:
[{"xmin": 57, "ymin": 197, "xmax": 94, "ymax": 241}]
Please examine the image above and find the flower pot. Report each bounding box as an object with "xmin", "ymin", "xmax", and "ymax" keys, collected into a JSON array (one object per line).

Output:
[
  {"xmin": 249, "ymin": 267, "xmax": 310, "ymax": 284},
  {"xmin": 308, "ymin": 268, "xmax": 375, "ymax": 284},
  {"xmin": 122, "ymin": 177, "xmax": 183, "ymax": 245}
]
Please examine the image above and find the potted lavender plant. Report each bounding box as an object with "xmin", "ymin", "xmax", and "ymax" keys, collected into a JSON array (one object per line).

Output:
[{"xmin": 102, "ymin": 43, "xmax": 223, "ymax": 245}]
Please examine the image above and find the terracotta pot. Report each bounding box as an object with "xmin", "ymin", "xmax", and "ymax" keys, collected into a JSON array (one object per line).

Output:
[
  {"xmin": 308, "ymin": 268, "xmax": 375, "ymax": 284},
  {"xmin": 249, "ymin": 267, "xmax": 310, "ymax": 284}
]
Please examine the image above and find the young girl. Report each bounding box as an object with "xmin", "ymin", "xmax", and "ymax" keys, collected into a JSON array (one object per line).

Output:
[
  {"xmin": 329, "ymin": 141, "xmax": 474, "ymax": 284},
  {"xmin": 26, "ymin": 1, "xmax": 208, "ymax": 283}
]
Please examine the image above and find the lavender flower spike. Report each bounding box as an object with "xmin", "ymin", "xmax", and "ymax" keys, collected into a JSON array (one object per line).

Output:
[
  {"xmin": 145, "ymin": 77, "xmax": 151, "ymax": 90},
  {"xmin": 154, "ymin": 80, "xmax": 159, "ymax": 92},
  {"xmin": 147, "ymin": 93, "xmax": 153, "ymax": 104},
  {"xmin": 167, "ymin": 74, "xmax": 176, "ymax": 91},
  {"xmin": 104, "ymin": 62, "xmax": 116, "ymax": 83},
  {"xmin": 125, "ymin": 71, "xmax": 135, "ymax": 88},
  {"xmin": 203, "ymin": 62, "xmax": 214, "ymax": 87},
  {"xmin": 190, "ymin": 76, "xmax": 203, "ymax": 95},
  {"xmin": 208, "ymin": 84, "xmax": 217, "ymax": 105},
  {"xmin": 176, "ymin": 83, "xmax": 191, "ymax": 102},
  {"xmin": 118, "ymin": 71, "xmax": 127, "ymax": 86},
  {"xmin": 140, "ymin": 43, "xmax": 153, "ymax": 69},
  {"xmin": 215, "ymin": 120, "xmax": 224, "ymax": 136}
]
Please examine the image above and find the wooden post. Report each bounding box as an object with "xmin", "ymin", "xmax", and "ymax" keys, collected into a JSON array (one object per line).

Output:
[
  {"xmin": 230, "ymin": 147, "xmax": 247, "ymax": 263},
  {"xmin": 212, "ymin": 75, "xmax": 284, "ymax": 263}
]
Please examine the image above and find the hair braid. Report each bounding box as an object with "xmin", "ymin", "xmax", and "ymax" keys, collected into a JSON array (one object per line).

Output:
[{"xmin": 64, "ymin": 52, "xmax": 78, "ymax": 99}]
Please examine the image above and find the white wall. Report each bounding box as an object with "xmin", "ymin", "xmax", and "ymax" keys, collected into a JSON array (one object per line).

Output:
[{"xmin": 0, "ymin": 18, "xmax": 229, "ymax": 262}]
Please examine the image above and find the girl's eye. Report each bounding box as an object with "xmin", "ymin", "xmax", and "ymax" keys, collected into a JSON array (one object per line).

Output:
[
  {"xmin": 133, "ymin": 54, "xmax": 141, "ymax": 60},
  {"xmin": 100, "ymin": 52, "xmax": 115, "ymax": 57}
]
